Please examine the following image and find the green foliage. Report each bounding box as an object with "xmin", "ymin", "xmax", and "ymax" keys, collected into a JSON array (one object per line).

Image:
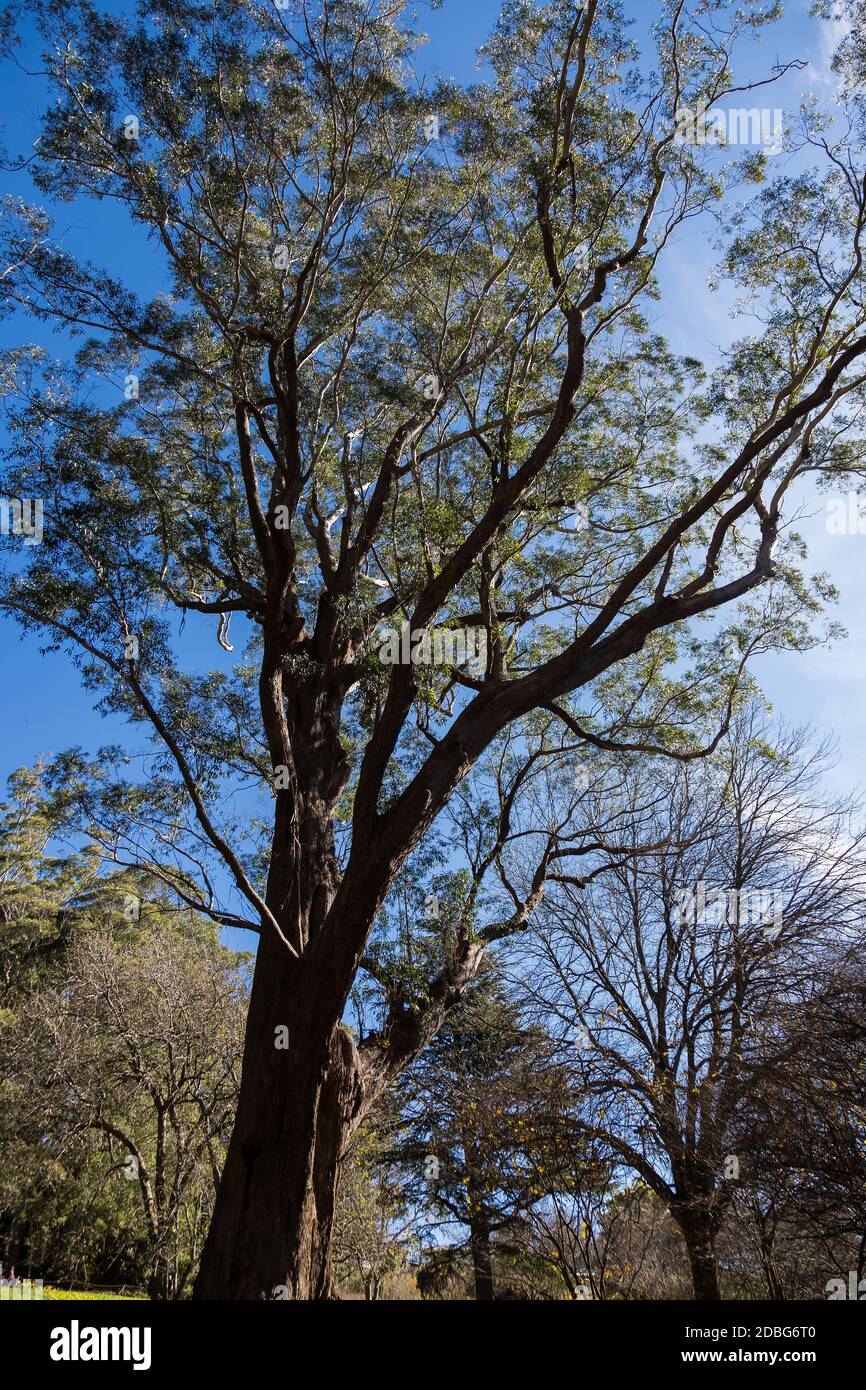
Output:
[{"xmin": 0, "ymin": 769, "xmax": 249, "ymax": 1296}]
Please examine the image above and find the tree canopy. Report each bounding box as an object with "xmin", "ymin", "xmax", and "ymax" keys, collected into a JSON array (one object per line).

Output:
[{"xmin": 1, "ymin": 0, "xmax": 865, "ymax": 1299}]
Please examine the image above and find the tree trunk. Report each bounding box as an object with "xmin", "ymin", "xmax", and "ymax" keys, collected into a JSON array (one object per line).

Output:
[
  {"xmin": 675, "ymin": 1209, "xmax": 722, "ymax": 1301},
  {"xmin": 470, "ymin": 1221, "xmax": 495, "ymax": 1301},
  {"xmin": 758, "ymin": 1225, "xmax": 783, "ymax": 1299},
  {"xmin": 147, "ymin": 1249, "xmax": 174, "ymax": 1301},
  {"xmin": 193, "ymin": 927, "xmax": 362, "ymax": 1300}
]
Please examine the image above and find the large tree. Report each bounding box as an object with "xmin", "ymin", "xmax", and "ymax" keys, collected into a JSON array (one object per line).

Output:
[{"xmin": 1, "ymin": 0, "xmax": 865, "ymax": 1297}]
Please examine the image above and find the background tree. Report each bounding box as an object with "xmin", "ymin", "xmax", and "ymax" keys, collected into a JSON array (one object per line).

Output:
[
  {"xmin": 0, "ymin": 764, "xmax": 108, "ymax": 998},
  {"xmin": 0, "ymin": 763, "xmax": 244, "ymax": 1294},
  {"xmin": 520, "ymin": 714, "xmax": 866, "ymax": 1299},
  {"xmin": 388, "ymin": 964, "xmax": 567, "ymax": 1300},
  {"xmin": 1, "ymin": 0, "xmax": 865, "ymax": 1297},
  {"xmin": 573, "ymin": 1184, "xmax": 694, "ymax": 1301},
  {"xmin": 728, "ymin": 940, "xmax": 866, "ymax": 1298},
  {"xmin": 3, "ymin": 915, "xmax": 248, "ymax": 1298},
  {"xmin": 332, "ymin": 1119, "xmax": 413, "ymax": 1301}
]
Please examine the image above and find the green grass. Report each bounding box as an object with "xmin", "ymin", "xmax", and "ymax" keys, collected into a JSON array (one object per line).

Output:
[{"xmin": 43, "ymin": 1286, "xmax": 148, "ymax": 1302}]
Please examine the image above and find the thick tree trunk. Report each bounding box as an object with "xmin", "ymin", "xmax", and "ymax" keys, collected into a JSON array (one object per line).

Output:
[
  {"xmin": 675, "ymin": 1209, "xmax": 722, "ymax": 1301},
  {"xmin": 686, "ymin": 1242, "xmax": 721, "ymax": 1301},
  {"xmin": 193, "ymin": 928, "xmax": 362, "ymax": 1300},
  {"xmin": 469, "ymin": 1221, "xmax": 495, "ymax": 1301}
]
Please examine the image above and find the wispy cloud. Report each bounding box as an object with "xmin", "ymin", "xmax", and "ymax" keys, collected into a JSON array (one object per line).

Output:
[{"xmin": 808, "ymin": 10, "xmax": 853, "ymax": 88}]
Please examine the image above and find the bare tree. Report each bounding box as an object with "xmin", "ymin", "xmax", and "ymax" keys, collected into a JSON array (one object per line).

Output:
[
  {"xmin": 729, "ymin": 939, "xmax": 866, "ymax": 1298},
  {"xmin": 519, "ymin": 713, "xmax": 866, "ymax": 1298}
]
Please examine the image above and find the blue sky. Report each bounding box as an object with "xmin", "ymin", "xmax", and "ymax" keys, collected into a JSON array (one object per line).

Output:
[{"xmin": 0, "ymin": 0, "xmax": 862, "ymax": 861}]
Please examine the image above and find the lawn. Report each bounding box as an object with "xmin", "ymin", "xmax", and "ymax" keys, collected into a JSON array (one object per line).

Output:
[{"xmin": 43, "ymin": 1287, "xmax": 148, "ymax": 1302}]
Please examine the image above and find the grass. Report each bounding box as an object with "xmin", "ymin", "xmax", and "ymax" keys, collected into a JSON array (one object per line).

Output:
[{"xmin": 43, "ymin": 1286, "xmax": 148, "ymax": 1302}]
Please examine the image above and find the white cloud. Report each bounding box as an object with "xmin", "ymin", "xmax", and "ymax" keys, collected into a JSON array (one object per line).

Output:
[{"xmin": 808, "ymin": 10, "xmax": 853, "ymax": 88}]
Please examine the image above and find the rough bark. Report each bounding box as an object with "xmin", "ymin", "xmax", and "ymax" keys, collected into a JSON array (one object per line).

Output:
[
  {"xmin": 469, "ymin": 1221, "xmax": 495, "ymax": 1301},
  {"xmin": 675, "ymin": 1208, "xmax": 722, "ymax": 1301},
  {"xmin": 193, "ymin": 927, "xmax": 363, "ymax": 1300}
]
